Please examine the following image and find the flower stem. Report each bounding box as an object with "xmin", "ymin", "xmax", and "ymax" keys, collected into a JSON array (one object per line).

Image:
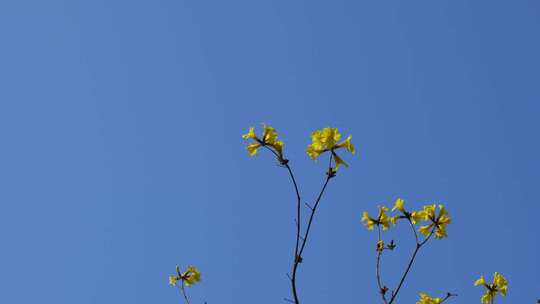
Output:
[
  {"xmin": 180, "ymin": 284, "xmax": 190, "ymax": 304},
  {"xmin": 289, "ymin": 154, "xmax": 333, "ymax": 304}
]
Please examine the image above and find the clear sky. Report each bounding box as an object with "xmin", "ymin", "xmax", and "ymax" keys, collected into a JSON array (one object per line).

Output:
[{"xmin": 1, "ymin": 1, "xmax": 539, "ymax": 303}]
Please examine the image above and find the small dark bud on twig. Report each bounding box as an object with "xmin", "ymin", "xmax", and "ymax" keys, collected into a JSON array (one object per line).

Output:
[
  {"xmin": 388, "ymin": 240, "xmax": 396, "ymax": 250},
  {"xmin": 327, "ymin": 168, "xmax": 337, "ymax": 178}
]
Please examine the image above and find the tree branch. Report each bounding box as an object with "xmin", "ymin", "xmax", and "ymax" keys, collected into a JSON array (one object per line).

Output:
[
  {"xmin": 289, "ymin": 154, "xmax": 334, "ymax": 304},
  {"xmin": 388, "ymin": 230, "xmax": 434, "ymax": 304}
]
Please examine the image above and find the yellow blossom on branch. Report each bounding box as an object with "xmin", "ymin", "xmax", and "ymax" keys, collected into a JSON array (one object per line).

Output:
[
  {"xmin": 416, "ymin": 292, "xmax": 443, "ymax": 304},
  {"xmin": 242, "ymin": 124, "xmax": 285, "ymax": 161},
  {"xmin": 418, "ymin": 204, "xmax": 451, "ymax": 239},
  {"xmin": 390, "ymin": 198, "xmax": 426, "ymax": 225},
  {"xmin": 306, "ymin": 127, "xmax": 355, "ymax": 169},
  {"xmin": 182, "ymin": 265, "xmax": 201, "ymax": 286},
  {"xmin": 362, "ymin": 206, "xmax": 392, "ymax": 231},
  {"xmin": 361, "ymin": 212, "xmax": 376, "ymax": 230},
  {"xmin": 169, "ymin": 265, "xmax": 202, "ymax": 288},
  {"xmin": 392, "ymin": 198, "xmax": 405, "ymax": 213},
  {"xmin": 475, "ymin": 272, "xmax": 508, "ymax": 304},
  {"xmin": 168, "ymin": 275, "xmax": 178, "ymax": 286},
  {"xmin": 410, "ymin": 210, "xmax": 427, "ymax": 224}
]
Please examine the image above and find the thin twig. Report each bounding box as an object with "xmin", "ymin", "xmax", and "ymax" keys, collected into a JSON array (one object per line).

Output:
[
  {"xmin": 388, "ymin": 230, "xmax": 434, "ymax": 304},
  {"xmin": 290, "ymin": 154, "xmax": 334, "ymax": 304},
  {"xmin": 180, "ymin": 284, "xmax": 191, "ymax": 304},
  {"xmin": 376, "ymin": 225, "xmax": 389, "ymax": 304},
  {"xmin": 440, "ymin": 293, "xmax": 457, "ymax": 303},
  {"xmin": 284, "ymin": 162, "xmax": 303, "ymax": 304},
  {"xmin": 262, "ymin": 143, "xmax": 335, "ymax": 304},
  {"xmin": 260, "ymin": 144, "xmax": 304, "ymax": 303},
  {"xmin": 407, "ymin": 218, "xmax": 419, "ymax": 245}
]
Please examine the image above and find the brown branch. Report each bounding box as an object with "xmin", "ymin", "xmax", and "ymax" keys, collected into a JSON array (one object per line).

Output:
[
  {"xmin": 387, "ymin": 230, "xmax": 434, "ymax": 304},
  {"xmin": 407, "ymin": 218, "xmax": 419, "ymax": 245},
  {"xmin": 260, "ymin": 143, "xmax": 335, "ymax": 304},
  {"xmin": 289, "ymin": 154, "xmax": 334, "ymax": 304},
  {"xmin": 180, "ymin": 284, "xmax": 191, "ymax": 304},
  {"xmin": 376, "ymin": 225, "xmax": 389, "ymax": 304},
  {"xmin": 284, "ymin": 162, "xmax": 303, "ymax": 304},
  {"xmin": 440, "ymin": 292, "xmax": 457, "ymax": 303}
]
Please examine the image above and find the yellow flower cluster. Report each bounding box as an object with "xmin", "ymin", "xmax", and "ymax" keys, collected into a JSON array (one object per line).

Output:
[
  {"xmin": 362, "ymin": 206, "xmax": 391, "ymax": 230},
  {"xmin": 362, "ymin": 198, "xmax": 451, "ymax": 239},
  {"xmin": 306, "ymin": 127, "xmax": 355, "ymax": 169},
  {"xmin": 169, "ymin": 265, "xmax": 201, "ymax": 287},
  {"xmin": 243, "ymin": 125, "xmax": 355, "ymax": 170},
  {"xmin": 242, "ymin": 124, "xmax": 285, "ymax": 159},
  {"xmin": 474, "ymin": 272, "xmax": 508, "ymax": 304},
  {"xmin": 416, "ymin": 292, "xmax": 443, "ymax": 304},
  {"xmin": 418, "ymin": 204, "xmax": 451, "ymax": 239}
]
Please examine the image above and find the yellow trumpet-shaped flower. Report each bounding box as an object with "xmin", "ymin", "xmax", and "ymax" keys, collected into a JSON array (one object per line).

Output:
[
  {"xmin": 273, "ymin": 140, "xmax": 284, "ymax": 156},
  {"xmin": 182, "ymin": 265, "xmax": 201, "ymax": 287},
  {"xmin": 169, "ymin": 275, "xmax": 178, "ymax": 286},
  {"xmin": 392, "ymin": 198, "xmax": 405, "ymax": 213},
  {"xmin": 247, "ymin": 143, "xmax": 261, "ymax": 156},
  {"xmin": 390, "ymin": 198, "xmax": 427, "ymax": 225},
  {"xmin": 362, "ymin": 206, "xmax": 392, "ymax": 231},
  {"xmin": 242, "ymin": 124, "xmax": 285, "ymax": 160},
  {"xmin": 418, "ymin": 204, "xmax": 451, "ymax": 239},
  {"xmin": 242, "ymin": 127, "xmax": 257, "ymax": 140},
  {"xmin": 475, "ymin": 272, "xmax": 508, "ymax": 304},
  {"xmin": 262, "ymin": 124, "xmax": 278, "ymax": 145},
  {"xmin": 417, "ymin": 293, "xmax": 443, "ymax": 304},
  {"xmin": 474, "ymin": 275, "xmax": 486, "ymax": 286},
  {"xmin": 410, "ymin": 210, "xmax": 427, "ymax": 224},
  {"xmin": 306, "ymin": 127, "xmax": 355, "ymax": 169},
  {"xmin": 378, "ymin": 207, "xmax": 391, "ymax": 230},
  {"xmin": 390, "ymin": 215, "xmax": 399, "ymax": 225},
  {"xmin": 170, "ymin": 265, "xmax": 202, "ymax": 288},
  {"xmin": 361, "ymin": 211, "xmax": 376, "ymax": 230}
]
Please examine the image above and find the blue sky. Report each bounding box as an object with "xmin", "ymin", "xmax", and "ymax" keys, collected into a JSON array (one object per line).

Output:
[{"xmin": 1, "ymin": 1, "xmax": 539, "ymax": 303}]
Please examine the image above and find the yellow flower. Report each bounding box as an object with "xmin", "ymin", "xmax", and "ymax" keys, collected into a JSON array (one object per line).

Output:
[
  {"xmin": 242, "ymin": 127, "xmax": 257, "ymax": 140},
  {"xmin": 475, "ymin": 272, "xmax": 508, "ymax": 304},
  {"xmin": 392, "ymin": 198, "xmax": 405, "ymax": 213},
  {"xmin": 247, "ymin": 143, "xmax": 261, "ymax": 156},
  {"xmin": 494, "ymin": 273, "xmax": 508, "ymax": 296},
  {"xmin": 390, "ymin": 198, "xmax": 428, "ymax": 225},
  {"xmin": 410, "ymin": 210, "xmax": 426, "ymax": 224},
  {"xmin": 417, "ymin": 204, "xmax": 451, "ymax": 239},
  {"xmin": 474, "ymin": 275, "xmax": 486, "ymax": 286},
  {"xmin": 306, "ymin": 144, "xmax": 322, "ymax": 160},
  {"xmin": 169, "ymin": 275, "xmax": 178, "ymax": 286},
  {"xmin": 306, "ymin": 127, "xmax": 355, "ymax": 169},
  {"xmin": 361, "ymin": 206, "xmax": 391, "ymax": 231},
  {"xmin": 361, "ymin": 211, "xmax": 376, "ymax": 230},
  {"xmin": 419, "ymin": 224, "xmax": 432, "ymax": 236},
  {"xmin": 378, "ymin": 206, "xmax": 391, "ymax": 230},
  {"xmin": 182, "ymin": 265, "xmax": 201, "ymax": 287},
  {"xmin": 262, "ymin": 124, "xmax": 278, "ymax": 145},
  {"xmin": 336, "ymin": 135, "xmax": 355, "ymax": 154},
  {"xmin": 273, "ymin": 140, "xmax": 284, "ymax": 155},
  {"xmin": 417, "ymin": 293, "xmax": 443, "ymax": 304},
  {"xmin": 242, "ymin": 124, "xmax": 285, "ymax": 159},
  {"xmin": 333, "ymin": 153, "xmax": 348, "ymax": 168}
]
